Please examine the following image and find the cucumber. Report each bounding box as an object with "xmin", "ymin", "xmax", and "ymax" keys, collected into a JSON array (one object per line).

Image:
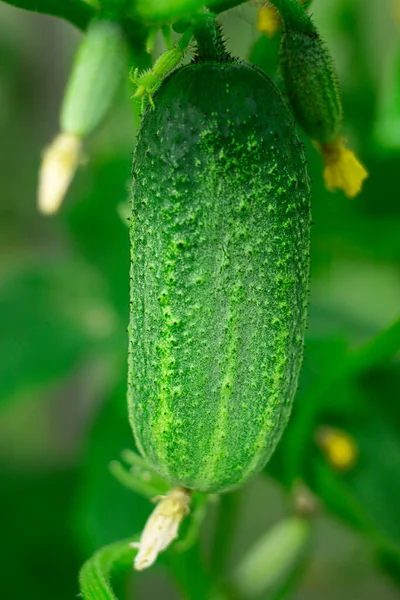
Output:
[
  {"xmin": 128, "ymin": 56, "xmax": 311, "ymax": 494},
  {"xmin": 279, "ymin": 28, "xmax": 342, "ymax": 143}
]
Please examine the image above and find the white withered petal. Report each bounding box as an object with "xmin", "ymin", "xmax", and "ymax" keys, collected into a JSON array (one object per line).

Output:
[{"xmin": 133, "ymin": 487, "xmax": 191, "ymax": 570}]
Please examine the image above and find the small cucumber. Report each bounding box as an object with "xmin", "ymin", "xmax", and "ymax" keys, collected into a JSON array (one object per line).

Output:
[{"xmin": 128, "ymin": 56, "xmax": 311, "ymax": 494}]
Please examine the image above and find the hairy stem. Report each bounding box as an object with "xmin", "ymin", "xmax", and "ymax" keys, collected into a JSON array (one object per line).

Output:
[
  {"xmin": 269, "ymin": 0, "xmax": 315, "ymax": 31},
  {"xmin": 193, "ymin": 17, "xmax": 231, "ymax": 62}
]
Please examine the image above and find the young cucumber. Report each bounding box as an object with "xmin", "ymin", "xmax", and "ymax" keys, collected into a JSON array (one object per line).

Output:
[{"xmin": 128, "ymin": 57, "xmax": 311, "ymax": 494}]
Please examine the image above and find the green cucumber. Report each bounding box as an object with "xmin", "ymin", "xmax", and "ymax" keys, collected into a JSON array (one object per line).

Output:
[
  {"xmin": 279, "ymin": 28, "xmax": 342, "ymax": 143},
  {"xmin": 128, "ymin": 52, "xmax": 311, "ymax": 494}
]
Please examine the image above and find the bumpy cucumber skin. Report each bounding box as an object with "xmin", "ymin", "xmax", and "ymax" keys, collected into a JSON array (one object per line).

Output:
[
  {"xmin": 129, "ymin": 61, "xmax": 311, "ymax": 493},
  {"xmin": 280, "ymin": 31, "xmax": 342, "ymax": 143}
]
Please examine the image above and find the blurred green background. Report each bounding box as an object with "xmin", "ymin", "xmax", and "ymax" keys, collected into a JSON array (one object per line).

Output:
[{"xmin": 0, "ymin": 0, "xmax": 399, "ymax": 598}]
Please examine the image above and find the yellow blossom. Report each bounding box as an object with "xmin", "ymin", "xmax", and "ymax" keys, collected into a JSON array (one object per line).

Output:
[
  {"xmin": 316, "ymin": 426, "xmax": 358, "ymax": 472},
  {"xmin": 132, "ymin": 487, "xmax": 191, "ymax": 570},
  {"xmin": 316, "ymin": 137, "xmax": 368, "ymax": 198},
  {"xmin": 38, "ymin": 132, "xmax": 82, "ymax": 215},
  {"xmin": 257, "ymin": 5, "xmax": 281, "ymax": 37},
  {"xmin": 257, "ymin": 1, "xmax": 308, "ymax": 37}
]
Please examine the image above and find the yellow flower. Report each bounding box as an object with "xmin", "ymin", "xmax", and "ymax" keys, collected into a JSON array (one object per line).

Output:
[
  {"xmin": 38, "ymin": 132, "xmax": 82, "ymax": 215},
  {"xmin": 316, "ymin": 426, "xmax": 358, "ymax": 472},
  {"xmin": 257, "ymin": 5, "xmax": 281, "ymax": 37},
  {"xmin": 316, "ymin": 137, "xmax": 368, "ymax": 198},
  {"xmin": 257, "ymin": 1, "xmax": 308, "ymax": 37},
  {"xmin": 132, "ymin": 487, "xmax": 191, "ymax": 570}
]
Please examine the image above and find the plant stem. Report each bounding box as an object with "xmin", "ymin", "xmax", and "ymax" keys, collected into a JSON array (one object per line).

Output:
[
  {"xmin": 269, "ymin": 0, "xmax": 315, "ymax": 32},
  {"xmin": 193, "ymin": 17, "xmax": 231, "ymax": 62},
  {"xmin": 210, "ymin": 489, "xmax": 243, "ymax": 581}
]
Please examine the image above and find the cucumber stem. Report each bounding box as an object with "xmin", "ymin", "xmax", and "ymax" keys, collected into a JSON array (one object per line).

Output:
[
  {"xmin": 193, "ymin": 17, "xmax": 231, "ymax": 63},
  {"xmin": 210, "ymin": 489, "xmax": 243, "ymax": 580},
  {"xmin": 269, "ymin": 0, "xmax": 315, "ymax": 32}
]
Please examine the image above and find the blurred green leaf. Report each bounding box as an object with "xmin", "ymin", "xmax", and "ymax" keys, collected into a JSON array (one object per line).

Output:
[
  {"xmin": 311, "ymin": 407, "xmax": 400, "ymax": 568},
  {"xmin": 315, "ymin": 372, "xmax": 400, "ymax": 553},
  {"xmin": 281, "ymin": 316, "xmax": 400, "ymax": 485},
  {"xmin": 66, "ymin": 156, "xmax": 132, "ymax": 319},
  {"xmin": 0, "ymin": 261, "xmax": 114, "ymax": 407},
  {"xmin": 0, "ymin": 0, "xmax": 96, "ymax": 29},
  {"xmin": 249, "ymin": 33, "xmax": 280, "ymax": 82},
  {"xmin": 267, "ymin": 311, "xmax": 400, "ymax": 578},
  {"xmin": 0, "ymin": 467, "xmax": 81, "ymax": 600},
  {"xmin": 75, "ymin": 379, "xmax": 150, "ymax": 553}
]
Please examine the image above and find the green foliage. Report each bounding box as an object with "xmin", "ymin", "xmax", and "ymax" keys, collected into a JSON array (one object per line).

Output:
[
  {"xmin": 0, "ymin": 261, "xmax": 110, "ymax": 407},
  {"xmin": 0, "ymin": 469, "xmax": 81, "ymax": 600},
  {"xmin": 272, "ymin": 318, "xmax": 400, "ymax": 571},
  {"xmin": 75, "ymin": 382, "xmax": 151, "ymax": 553},
  {"xmin": 0, "ymin": 0, "xmax": 96, "ymax": 29}
]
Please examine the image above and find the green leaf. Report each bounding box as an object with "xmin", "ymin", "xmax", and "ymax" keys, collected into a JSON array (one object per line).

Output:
[
  {"xmin": 282, "ymin": 317, "xmax": 400, "ymax": 484},
  {"xmin": 0, "ymin": 0, "xmax": 96, "ymax": 30},
  {"xmin": 66, "ymin": 156, "xmax": 132, "ymax": 319},
  {"xmin": 311, "ymin": 415, "xmax": 400, "ymax": 567},
  {"xmin": 0, "ymin": 260, "xmax": 114, "ymax": 407},
  {"xmin": 266, "ymin": 310, "xmax": 400, "ymax": 580},
  {"xmin": 313, "ymin": 380, "xmax": 400, "ymax": 552},
  {"xmin": 75, "ymin": 380, "xmax": 150, "ymax": 553},
  {"xmin": 0, "ymin": 468, "xmax": 81, "ymax": 600},
  {"xmin": 249, "ymin": 34, "xmax": 280, "ymax": 82}
]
